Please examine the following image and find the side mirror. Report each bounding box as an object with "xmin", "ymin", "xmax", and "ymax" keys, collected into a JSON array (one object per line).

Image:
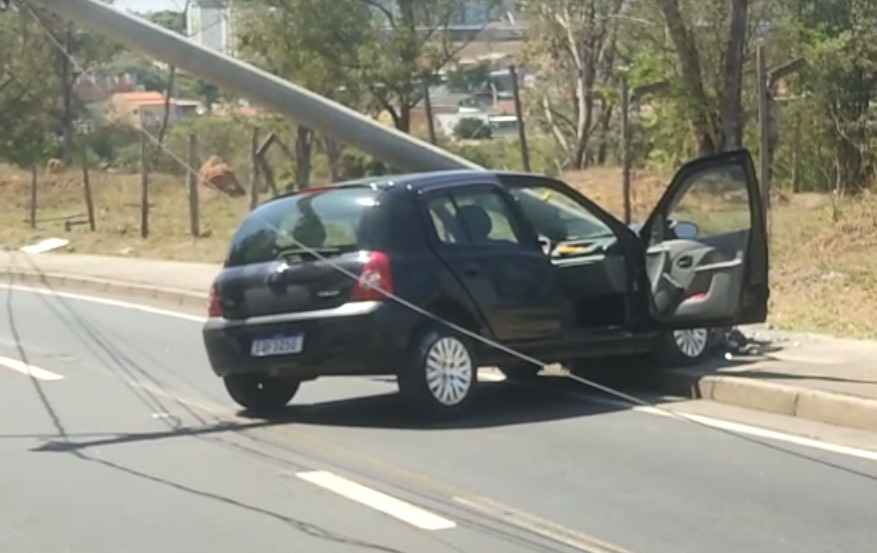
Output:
[{"xmin": 672, "ymin": 221, "xmax": 699, "ymax": 239}]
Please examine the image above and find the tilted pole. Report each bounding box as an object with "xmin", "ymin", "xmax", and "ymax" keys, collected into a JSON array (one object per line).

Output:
[{"xmin": 30, "ymin": 0, "xmax": 481, "ymax": 173}]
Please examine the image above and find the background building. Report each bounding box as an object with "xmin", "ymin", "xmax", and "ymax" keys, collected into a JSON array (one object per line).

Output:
[{"xmin": 185, "ymin": 0, "xmax": 235, "ymax": 55}]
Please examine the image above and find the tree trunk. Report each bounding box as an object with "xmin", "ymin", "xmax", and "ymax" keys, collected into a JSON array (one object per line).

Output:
[
  {"xmin": 718, "ymin": 0, "xmax": 749, "ymax": 150},
  {"xmin": 653, "ymin": 0, "xmax": 718, "ymax": 155},
  {"xmin": 324, "ymin": 136, "xmax": 341, "ymax": 181},
  {"xmin": 595, "ymin": 102, "xmax": 614, "ymax": 165},
  {"xmin": 294, "ymin": 126, "xmax": 313, "ymax": 189},
  {"xmin": 158, "ymin": 65, "xmax": 177, "ymax": 144}
]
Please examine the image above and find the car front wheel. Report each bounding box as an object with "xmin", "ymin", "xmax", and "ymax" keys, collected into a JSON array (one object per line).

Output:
[
  {"xmin": 398, "ymin": 326, "xmax": 477, "ymax": 419},
  {"xmin": 657, "ymin": 328, "xmax": 713, "ymax": 366},
  {"xmin": 223, "ymin": 373, "xmax": 300, "ymax": 414}
]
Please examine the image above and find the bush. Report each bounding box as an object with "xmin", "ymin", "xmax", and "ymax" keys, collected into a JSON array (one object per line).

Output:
[
  {"xmin": 85, "ymin": 124, "xmax": 142, "ymax": 162},
  {"xmin": 454, "ymin": 117, "xmax": 492, "ymax": 140},
  {"xmin": 445, "ymin": 136, "xmax": 559, "ymax": 176}
]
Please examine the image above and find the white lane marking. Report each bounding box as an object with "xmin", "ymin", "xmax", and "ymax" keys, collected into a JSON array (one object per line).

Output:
[
  {"xmin": 5, "ymin": 283, "xmax": 877, "ymax": 463},
  {"xmin": 0, "ymin": 284, "xmax": 205, "ymax": 323},
  {"xmin": 296, "ymin": 470, "xmax": 456, "ymax": 531},
  {"xmin": 456, "ymin": 495, "xmax": 633, "ymax": 553},
  {"xmin": 531, "ymin": 379, "xmax": 877, "ymax": 462},
  {"xmin": 0, "ymin": 355, "xmax": 64, "ymax": 381},
  {"xmin": 631, "ymin": 404, "xmax": 877, "ymax": 462}
]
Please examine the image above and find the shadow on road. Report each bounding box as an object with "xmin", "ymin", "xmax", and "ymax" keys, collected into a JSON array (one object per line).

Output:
[
  {"xmin": 231, "ymin": 340, "xmax": 776, "ymax": 431},
  {"xmin": 239, "ymin": 376, "xmax": 642, "ymax": 430}
]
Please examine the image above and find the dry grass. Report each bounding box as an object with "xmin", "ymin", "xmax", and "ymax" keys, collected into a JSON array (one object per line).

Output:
[
  {"xmin": 0, "ymin": 164, "xmax": 248, "ymax": 262},
  {"xmin": 1, "ymin": 163, "xmax": 874, "ymax": 338}
]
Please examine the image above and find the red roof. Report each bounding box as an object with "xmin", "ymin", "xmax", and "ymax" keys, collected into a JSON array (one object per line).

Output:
[{"xmin": 113, "ymin": 91, "xmax": 167, "ymax": 106}]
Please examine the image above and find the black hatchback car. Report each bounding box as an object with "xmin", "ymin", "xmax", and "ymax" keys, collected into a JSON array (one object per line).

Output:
[{"xmin": 202, "ymin": 149, "xmax": 769, "ymax": 418}]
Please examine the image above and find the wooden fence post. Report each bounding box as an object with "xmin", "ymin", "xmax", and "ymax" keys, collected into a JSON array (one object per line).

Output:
[
  {"xmin": 757, "ymin": 44, "xmax": 771, "ymax": 237},
  {"xmin": 620, "ymin": 74, "xmax": 632, "ymax": 224},
  {"xmin": 187, "ymin": 134, "xmax": 200, "ymax": 237},
  {"xmin": 81, "ymin": 150, "xmax": 96, "ymax": 231},
  {"xmin": 422, "ymin": 79, "xmax": 437, "ymax": 145},
  {"xmin": 29, "ymin": 165, "xmax": 37, "ymax": 228},
  {"xmin": 250, "ymin": 127, "xmax": 260, "ymax": 210},
  {"xmin": 140, "ymin": 134, "xmax": 149, "ymax": 238}
]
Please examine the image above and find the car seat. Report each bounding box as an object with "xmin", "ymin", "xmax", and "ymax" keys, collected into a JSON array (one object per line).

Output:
[
  {"xmin": 455, "ymin": 204, "xmax": 494, "ymax": 243},
  {"xmin": 291, "ymin": 215, "xmax": 327, "ymax": 248}
]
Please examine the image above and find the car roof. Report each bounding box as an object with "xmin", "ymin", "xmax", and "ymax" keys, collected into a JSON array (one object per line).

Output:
[
  {"xmin": 329, "ymin": 169, "xmax": 556, "ymax": 193},
  {"xmin": 260, "ymin": 169, "xmax": 562, "ymax": 207}
]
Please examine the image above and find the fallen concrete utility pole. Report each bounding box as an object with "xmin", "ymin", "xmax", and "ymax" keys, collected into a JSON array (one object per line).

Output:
[{"xmin": 30, "ymin": 0, "xmax": 481, "ymax": 173}]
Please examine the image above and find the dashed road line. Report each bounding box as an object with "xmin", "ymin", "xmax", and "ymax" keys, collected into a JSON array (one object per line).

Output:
[
  {"xmin": 296, "ymin": 470, "xmax": 457, "ymax": 531},
  {"xmin": 0, "ymin": 355, "xmax": 64, "ymax": 381}
]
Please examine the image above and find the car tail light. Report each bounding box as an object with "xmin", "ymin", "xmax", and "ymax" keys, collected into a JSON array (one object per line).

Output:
[
  {"xmin": 208, "ymin": 283, "xmax": 223, "ymax": 317},
  {"xmin": 351, "ymin": 251, "xmax": 393, "ymax": 302}
]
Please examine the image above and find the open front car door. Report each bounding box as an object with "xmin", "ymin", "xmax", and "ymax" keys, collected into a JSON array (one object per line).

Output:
[{"xmin": 640, "ymin": 149, "xmax": 769, "ymax": 329}]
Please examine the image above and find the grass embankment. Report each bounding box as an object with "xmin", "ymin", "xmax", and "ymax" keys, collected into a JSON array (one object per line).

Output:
[{"xmin": 1, "ymin": 163, "xmax": 873, "ymax": 338}]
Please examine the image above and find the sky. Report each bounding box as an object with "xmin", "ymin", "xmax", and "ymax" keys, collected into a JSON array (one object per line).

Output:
[{"xmin": 116, "ymin": 0, "xmax": 184, "ymax": 12}]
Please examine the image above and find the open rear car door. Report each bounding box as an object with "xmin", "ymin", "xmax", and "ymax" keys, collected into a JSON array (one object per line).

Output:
[{"xmin": 639, "ymin": 149, "xmax": 769, "ymax": 329}]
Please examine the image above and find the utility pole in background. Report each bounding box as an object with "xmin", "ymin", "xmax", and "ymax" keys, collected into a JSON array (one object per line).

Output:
[
  {"xmin": 60, "ymin": 21, "xmax": 74, "ymax": 162},
  {"xmin": 509, "ymin": 64, "xmax": 530, "ymax": 172}
]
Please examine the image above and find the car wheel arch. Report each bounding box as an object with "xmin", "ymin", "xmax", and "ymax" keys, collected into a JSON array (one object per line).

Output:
[
  {"xmin": 412, "ymin": 299, "xmax": 484, "ymax": 354},
  {"xmin": 419, "ymin": 298, "xmax": 479, "ymax": 331}
]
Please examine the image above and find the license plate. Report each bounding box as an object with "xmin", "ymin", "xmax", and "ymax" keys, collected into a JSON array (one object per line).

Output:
[{"xmin": 250, "ymin": 333, "xmax": 304, "ymax": 357}]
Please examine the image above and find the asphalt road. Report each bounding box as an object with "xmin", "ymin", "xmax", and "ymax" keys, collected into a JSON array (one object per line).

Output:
[{"xmin": 1, "ymin": 284, "xmax": 876, "ymax": 553}]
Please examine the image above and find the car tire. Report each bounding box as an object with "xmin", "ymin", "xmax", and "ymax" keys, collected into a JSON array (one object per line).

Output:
[
  {"xmin": 398, "ymin": 325, "xmax": 478, "ymax": 420},
  {"xmin": 656, "ymin": 328, "xmax": 713, "ymax": 366},
  {"xmin": 498, "ymin": 362, "xmax": 541, "ymax": 380},
  {"xmin": 223, "ymin": 373, "xmax": 300, "ymax": 414}
]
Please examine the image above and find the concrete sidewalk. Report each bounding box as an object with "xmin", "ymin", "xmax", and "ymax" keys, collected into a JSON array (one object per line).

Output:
[
  {"xmin": 2, "ymin": 250, "xmax": 877, "ymax": 432},
  {"xmin": 0, "ymin": 250, "xmax": 217, "ymax": 307}
]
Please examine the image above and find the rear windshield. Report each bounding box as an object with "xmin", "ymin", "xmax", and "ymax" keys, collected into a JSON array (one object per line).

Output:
[{"xmin": 225, "ymin": 187, "xmax": 381, "ymax": 267}]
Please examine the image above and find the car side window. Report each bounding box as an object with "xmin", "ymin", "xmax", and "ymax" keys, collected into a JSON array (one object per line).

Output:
[
  {"xmin": 649, "ymin": 164, "xmax": 751, "ymax": 246},
  {"xmin": 506, "ymin": 182, "xmax": 614, "ymax": 242},
  {"xmin": 425, "ymin": 189, "xmax": 523, "ymax": 246},
  {"xmin": 426, "ymin": 196, "xmax": 459, "ymax": 244},
  {"xmin": 453, "ymin": 190, "xmax": 522, "ymax": 245},
  {"xmin": 668, "ymin": 165, "xmax": 751, "ymax": 234}
]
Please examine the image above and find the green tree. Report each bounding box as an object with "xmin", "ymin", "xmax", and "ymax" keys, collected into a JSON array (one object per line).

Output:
[
  {"xmin": 794, "ymin": 0, "xmax": 877, "ymax": 192},
  {"xmin": 0, "ymin": 8, "xmax": 118, "ymax": 166},
  {"xmin": 237, "ymin": 0, "xmax": 369, "ymax": 185},
  {"xmin": 147, "ymin": 9, "xmax": 186, "ymax": 33},
  {"xmin": 355, "ymin": 0, "xmax": 503, "ymax": 133},
  {"xmin": 446, "ymin": 63, "xmax": 491, "ymax": 93},
  {"xmin": 521, "ymin": 0, "xmax": 626, "ymax": 169}
]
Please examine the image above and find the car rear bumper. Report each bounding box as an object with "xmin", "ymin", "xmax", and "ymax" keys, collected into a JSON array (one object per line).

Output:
[{"xmin": 202, "ymin": 301, "xmax": 411, "ymax": 379}]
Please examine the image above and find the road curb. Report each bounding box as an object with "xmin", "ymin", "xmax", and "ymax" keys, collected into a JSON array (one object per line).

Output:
[
  {"xmin": 0, "ymin": 269, "xmax": 207, "ymax": 309},
  {"xmin": 653, "ymin": 368, "xmax": 877, "ymax": 432}
]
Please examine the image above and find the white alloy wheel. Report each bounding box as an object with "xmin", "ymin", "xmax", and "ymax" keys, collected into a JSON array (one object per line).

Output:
[
  {"xmin": 424, "ymin": 336, "xmax": 474, "ymax": 406},
  {"xmin": 672, "ymin": 328, "xmax": 710, "ymax": 359}
]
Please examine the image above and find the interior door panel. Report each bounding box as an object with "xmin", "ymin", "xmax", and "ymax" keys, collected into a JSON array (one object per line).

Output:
[
  {"xmin": 553, "ymin": 253, "xmax": 629, "ymax": 327},
  {"xmin": 646, "ymin": 230, "xmax": 749, "ymax": 323},
  {"xmin": 638, "ymin": 149, "xmax": 767, "ymax": 329}
]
